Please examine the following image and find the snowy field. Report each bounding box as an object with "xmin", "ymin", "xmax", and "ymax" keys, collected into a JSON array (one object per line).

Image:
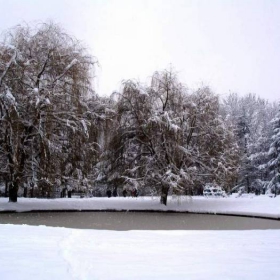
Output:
[
  {"xmin": 0, "ymin": 225, "xmax": 280, "ymax": 280},
  {"xmin": 1, "ymin": 195, "xmax": 280, "ymax": 279}
]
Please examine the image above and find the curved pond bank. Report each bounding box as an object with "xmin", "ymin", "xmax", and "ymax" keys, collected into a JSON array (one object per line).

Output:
[{"xmin": 1, "ymin": 211, "xmax": 280, "ymax": 230}]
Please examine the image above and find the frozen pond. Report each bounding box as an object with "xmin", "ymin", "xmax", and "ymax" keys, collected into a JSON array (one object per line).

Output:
[{"xmin": 1, "ymin": 211, "xmax": 280, "ymax": 230}]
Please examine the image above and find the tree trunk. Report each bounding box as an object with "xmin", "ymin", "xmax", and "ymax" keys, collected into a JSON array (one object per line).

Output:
[
  {"xmin": 9, "ymin": 182, "xmax": 18, "ymax": 203},
  {"xmin": 246, "ymin": 177, "xmax": 250, "ymax": 193},
  {"xmin": 23, "ymin": 187, "xmax": 27, "ymax": 198},
  {"xmin": 31, "ymin": 186, "xmax": 34, "ymax": 198},
  {"xmin": 160, "ymin": 186, "xmax": 169, "ymax": 205},
  {"xmin": 5, "ymin": 179, "xmax": 9, "ymax": 197}
]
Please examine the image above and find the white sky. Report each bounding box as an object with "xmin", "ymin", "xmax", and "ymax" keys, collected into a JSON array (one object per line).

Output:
[{"xmin": 0, "ymin": 0, "xmax": 279, "ymax": 101}]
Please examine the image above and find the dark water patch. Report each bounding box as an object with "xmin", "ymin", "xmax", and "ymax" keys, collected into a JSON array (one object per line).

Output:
[{"xmin": 1, "ymin": 212, "xmax": 280, "ymax": 230}]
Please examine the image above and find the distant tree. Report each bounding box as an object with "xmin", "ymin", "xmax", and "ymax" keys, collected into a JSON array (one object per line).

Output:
[
  {"xmin": 266, "ymin": 103, "xmax": 280, "ymax": 196},
  {"xmin": 190, "ymin": 89, "xmax": 239, "ymax": 193},
  {"xmin": 221, "ymin": 93, "xmax": 277, "ymax": 194}
]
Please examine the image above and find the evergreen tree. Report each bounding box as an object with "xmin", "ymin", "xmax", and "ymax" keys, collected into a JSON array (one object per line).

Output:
[
  {"xmin": 267, "ymin": 103, "xmax": 280, "ymax": 196},
  {"xmin": 221, "ymin": 93, "xmax": 277, "ymax": 194}
]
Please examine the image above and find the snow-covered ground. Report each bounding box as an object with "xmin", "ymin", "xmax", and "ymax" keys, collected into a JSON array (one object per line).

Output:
[
  {"xmin": 1, "ymin": 194, "xmax": 280, "ymax": 218},
  {"xmin": 0, "ymin": 225, "xmax": 280, "ymax": 280},
  {"xmin": 1, "ymin": 195, "xmax": 280, "ymax": 279}
]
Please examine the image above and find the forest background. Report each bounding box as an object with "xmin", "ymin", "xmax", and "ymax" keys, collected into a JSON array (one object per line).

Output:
[{"xmin": 0, "ymin": 23, "xmax": 279, "ymax": 204}]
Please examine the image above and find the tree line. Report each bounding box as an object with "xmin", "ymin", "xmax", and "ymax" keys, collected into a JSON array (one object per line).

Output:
[{"xmin": 0, "ymin": 23, "xmax": 279, "ymax": 204}]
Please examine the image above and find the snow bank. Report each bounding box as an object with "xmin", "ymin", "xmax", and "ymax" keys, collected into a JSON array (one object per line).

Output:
[{"xmin": 1, "ymin": 195, "xmax": 280, "ymax": 219}]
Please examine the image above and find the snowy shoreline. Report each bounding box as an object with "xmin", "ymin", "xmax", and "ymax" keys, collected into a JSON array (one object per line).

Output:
[{"xmin": 1, "ymin": 195, "xmax": 280, "ymax": 219}]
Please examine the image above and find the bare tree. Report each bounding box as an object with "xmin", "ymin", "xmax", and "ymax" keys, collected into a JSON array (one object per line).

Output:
[
  {"xmin": 0, "ymin": 23, "xmax": 96, "ymax": 201},
  {"xmin": 103, "ymin": 69, "xmax": 239, "ymax": 204}
]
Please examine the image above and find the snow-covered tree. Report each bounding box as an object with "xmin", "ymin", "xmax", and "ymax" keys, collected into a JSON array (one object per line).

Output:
[
  {"xmin": 103, "ymin": 70, "xmax": 239, "ymax": 204},
  {"xmin": 221, "ymin": 93, "xmax": 277, "ymax": 194},
  {"xmin": 266, "ymin": 103, "xmax": 280, "ymax": 196},
  {"xmin": 0, "ymin": 23, "xmax": 96, "ymax": 201}
]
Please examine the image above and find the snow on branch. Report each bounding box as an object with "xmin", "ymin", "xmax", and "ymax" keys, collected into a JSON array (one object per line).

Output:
[
  {"xmin": 0, "ymin": 50, "xmax": 17, "ymax": 87},
  {"xmin": 53, "ymin": 58, "xmax": 79, "ymax": 83}
]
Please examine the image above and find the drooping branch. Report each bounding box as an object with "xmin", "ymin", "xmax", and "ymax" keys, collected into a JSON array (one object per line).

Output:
[{"xmin": 0, "ymin": 50, "xmax": 17, "ymax": 87}]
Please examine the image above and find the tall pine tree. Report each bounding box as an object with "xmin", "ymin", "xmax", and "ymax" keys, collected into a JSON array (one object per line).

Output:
[{"xmin": 267, "ymin": 103, "xmax": 280, "ymax": 196}]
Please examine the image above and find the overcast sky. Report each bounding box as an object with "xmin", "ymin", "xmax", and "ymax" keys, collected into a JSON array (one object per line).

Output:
[{"xmin": 0, "ymin": 0, "xmax": 279, "ymax": 101}]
